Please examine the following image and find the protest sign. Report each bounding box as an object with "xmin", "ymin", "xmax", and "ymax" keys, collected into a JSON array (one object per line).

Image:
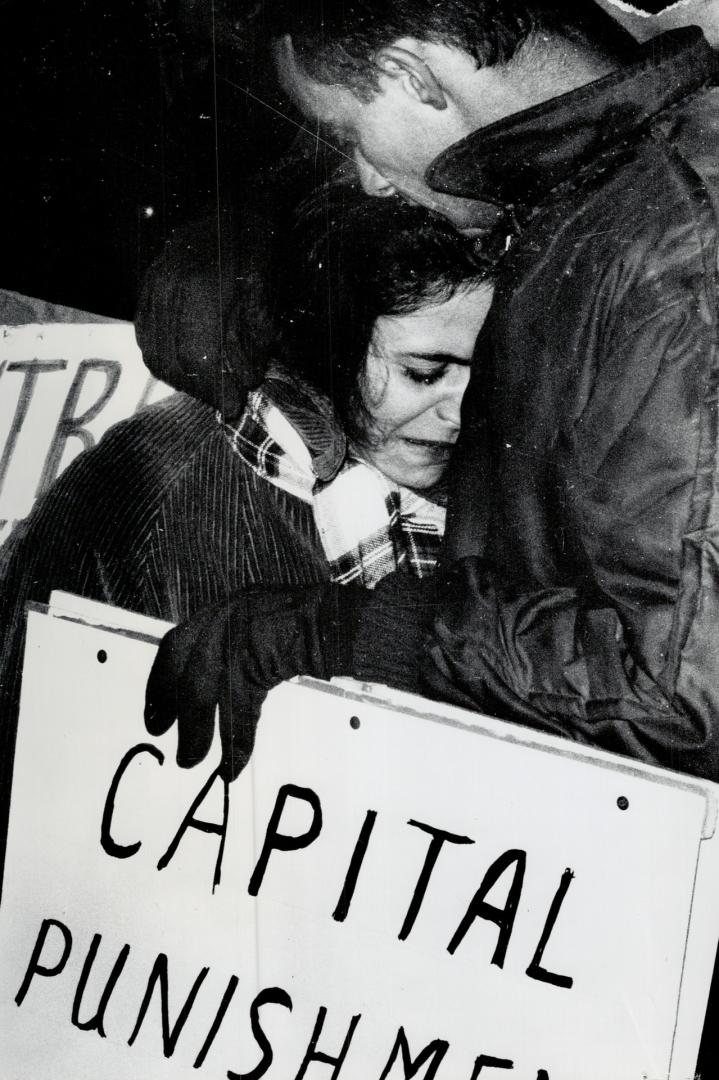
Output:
[
  {"xmin": 1, "ymin": 599, "xmax": 719, "ymax": 1079},
  {"xmin": 0, "ymin": 321, "xmax": 172, "ymax": 544}
]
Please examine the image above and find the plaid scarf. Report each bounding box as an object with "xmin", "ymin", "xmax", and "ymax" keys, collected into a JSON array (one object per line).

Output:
[{"xmin": 222, "ymin": 383, "xmax": 445, "ymax": 588}]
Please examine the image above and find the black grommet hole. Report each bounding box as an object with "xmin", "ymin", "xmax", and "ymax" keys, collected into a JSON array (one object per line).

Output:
[
  {"xmin": 617, "ymin": 796, "xmax": 629, "ymax": 811},
  {"xmin": 349, "ymin": 715, "xmax": 361, "ymax": 730},
  {"xmin": 97, "ymin": 650, "xmax": 108, "ymax": 664}
]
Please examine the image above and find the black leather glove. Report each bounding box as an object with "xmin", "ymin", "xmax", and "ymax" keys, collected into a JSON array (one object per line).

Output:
[{"xmin": 145, "ymin": 583, "xmax": 369, "ymax": 781}]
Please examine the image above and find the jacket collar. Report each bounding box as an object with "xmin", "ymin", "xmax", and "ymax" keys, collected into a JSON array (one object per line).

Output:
[
  {"xmin": 426, "ymin": 27, "xmax": 717, "ymax": 211},
  {"xmin": 262, "ymin": 365, "xmax": 347, "ymax": 482}
]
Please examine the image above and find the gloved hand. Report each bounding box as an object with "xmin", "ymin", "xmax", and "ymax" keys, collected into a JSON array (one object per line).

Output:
[{"xmin": 144, "ymin": 583, "xmax": 369, "ymax": 781}]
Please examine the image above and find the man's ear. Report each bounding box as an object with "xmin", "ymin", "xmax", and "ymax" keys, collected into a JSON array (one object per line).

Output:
[{"xmin": 374, "ymin": 45, "xmax": 448, "ymax": 110}]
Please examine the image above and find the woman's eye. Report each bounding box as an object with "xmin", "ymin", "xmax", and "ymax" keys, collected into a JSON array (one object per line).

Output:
[{"xmin": 403, "ymin": 365, "xmax": 446, "ymax": 386}]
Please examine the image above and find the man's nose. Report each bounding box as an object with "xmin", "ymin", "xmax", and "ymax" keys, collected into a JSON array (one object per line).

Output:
[
  {"xmin": 436, "ymin": 368, "xmax": 471, "ymax": 427},
  {"xmin": 354, "ymin": 151, "xmax": 396, "ymax": 198}
]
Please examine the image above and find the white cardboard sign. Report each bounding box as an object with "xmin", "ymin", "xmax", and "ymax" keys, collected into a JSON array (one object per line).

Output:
[
  {"xmin": 1, "ymin": 601, "xmax": 719, "ymax": 1079},
  {"xmin": 0, "ymin": 323, "xmax": 172, "ymax": 543}
]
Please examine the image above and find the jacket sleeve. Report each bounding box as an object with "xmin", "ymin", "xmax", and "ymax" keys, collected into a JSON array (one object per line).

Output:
[
  {"xmin": 419, "ymin": 557, "xmax": 719, "ymax": 779},
  {"xmin": 346, "ymin": 557, "xmax": 719, "ymax": 781},
  {"xmin": 413, "ymin": 168, "xmax": 719, "ymax": 782},
  {"xmin": 428, "ymin": 297, "xmax": 719, "ymax": 780}
]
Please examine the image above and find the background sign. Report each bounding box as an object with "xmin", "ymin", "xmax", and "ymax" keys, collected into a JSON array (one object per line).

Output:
[
  {"xmin": 1, "ymin": 601, "xmax": 719, "ymax": 1079},
  {"xmin": 0, "ymin": 315, "xmax": 172, "ymax": 544}
]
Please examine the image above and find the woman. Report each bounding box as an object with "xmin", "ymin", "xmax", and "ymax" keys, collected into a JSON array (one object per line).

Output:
[
  {"xmin": 0, "ymin": 198, "xmax": 493, "ymax": 799},
  {"xmin": 223, "ymin": 196, "xmax": 494, "ymax": 589}
]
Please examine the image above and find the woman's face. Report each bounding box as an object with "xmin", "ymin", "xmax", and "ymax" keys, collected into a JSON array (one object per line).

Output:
[{"xmin": 358, "ymin": 282, "xmax": 493, "ymax": 490}]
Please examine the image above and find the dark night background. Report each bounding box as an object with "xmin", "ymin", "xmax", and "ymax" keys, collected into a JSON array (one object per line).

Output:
[{"xmin": 1, "ymin": 0, "xmax": 313, "ymax": 320}]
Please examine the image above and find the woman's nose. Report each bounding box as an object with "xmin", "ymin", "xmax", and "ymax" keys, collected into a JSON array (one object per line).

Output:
[
  {"xmin": 436, "ymin": 368, "xmax": 472, "ymax": 426},
  {"xmin": 354, "ymin": 150, "xmax": 396, "ymax": 198}
]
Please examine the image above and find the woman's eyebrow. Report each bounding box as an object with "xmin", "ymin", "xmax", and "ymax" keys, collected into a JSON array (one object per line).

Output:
[{"xmin": 399, "ymin": 351, "xmax": 470, "ymax": 365}]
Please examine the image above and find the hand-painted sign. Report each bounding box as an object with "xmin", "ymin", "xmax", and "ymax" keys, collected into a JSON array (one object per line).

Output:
[
  {"xmin": 1, "ymin": 599, "xmax": 718, "ymax": 1079},
  {"xmin": 0, "ymin": 323, "xmax": 172, "ymax": 544}
]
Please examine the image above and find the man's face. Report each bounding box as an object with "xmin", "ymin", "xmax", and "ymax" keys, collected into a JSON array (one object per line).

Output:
[{"xmin": 275, "ymin": 42, "xmax": 496, "ymax": 236}]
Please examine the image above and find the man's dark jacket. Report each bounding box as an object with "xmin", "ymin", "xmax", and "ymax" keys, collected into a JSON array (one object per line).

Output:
[{"xmin": 395, "ymin": 27, "xmax": 719, "ymax": 781}]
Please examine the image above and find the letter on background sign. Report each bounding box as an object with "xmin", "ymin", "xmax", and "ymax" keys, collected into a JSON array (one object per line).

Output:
[{"xmin": 0, "ymin": 322, "xmax": 172, "ymax": 541}]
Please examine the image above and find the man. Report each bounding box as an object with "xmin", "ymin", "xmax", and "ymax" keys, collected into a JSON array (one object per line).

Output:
[{"xmin": 149, "ymin": 0, "xmax": 719, "ymax": 791}]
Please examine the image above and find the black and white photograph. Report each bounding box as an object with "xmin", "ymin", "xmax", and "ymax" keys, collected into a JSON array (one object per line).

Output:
[{"xmin": 2, "ymin": 1, "xmax": 719, "ymax": 1076}]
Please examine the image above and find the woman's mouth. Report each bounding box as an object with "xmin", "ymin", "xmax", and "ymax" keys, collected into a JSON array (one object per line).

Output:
[{"xmin": 402, "ymin": 437, "xmax": 456, "ymax": 458}]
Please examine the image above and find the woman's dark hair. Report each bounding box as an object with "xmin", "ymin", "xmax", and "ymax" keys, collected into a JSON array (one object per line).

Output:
[
  {"xmin": 278, "ymin": 189, "xmax": 492, "ymax": 442},
  {"xmin": 263, "ymin": 0, "xmax": 636, "ymax": 98}
]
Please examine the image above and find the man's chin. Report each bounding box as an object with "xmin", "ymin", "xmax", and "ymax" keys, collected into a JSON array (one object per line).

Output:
[
  {"xmin": 423, "ymin": 204, "xmax": 503, "ymax": 239},
  {"xmin": 456, "ymin": 225, "xmax": 490, "ymax": 239},
  {"xmin": 439, "ymin": 200, "xmax": 505, "ymax": 236},
  {"xmin": 393, "ymin": 190, "xmax": 493, "ymax": 236}
]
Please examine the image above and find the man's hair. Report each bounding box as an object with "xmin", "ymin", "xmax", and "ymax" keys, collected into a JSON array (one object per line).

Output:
[
  {"xmin": 264, "ymin": 0, "xmax": 635, "ymax": 94},
  {"xmin": 278, "ymin": 189, "xmax": 492, "ymax": 443}
]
